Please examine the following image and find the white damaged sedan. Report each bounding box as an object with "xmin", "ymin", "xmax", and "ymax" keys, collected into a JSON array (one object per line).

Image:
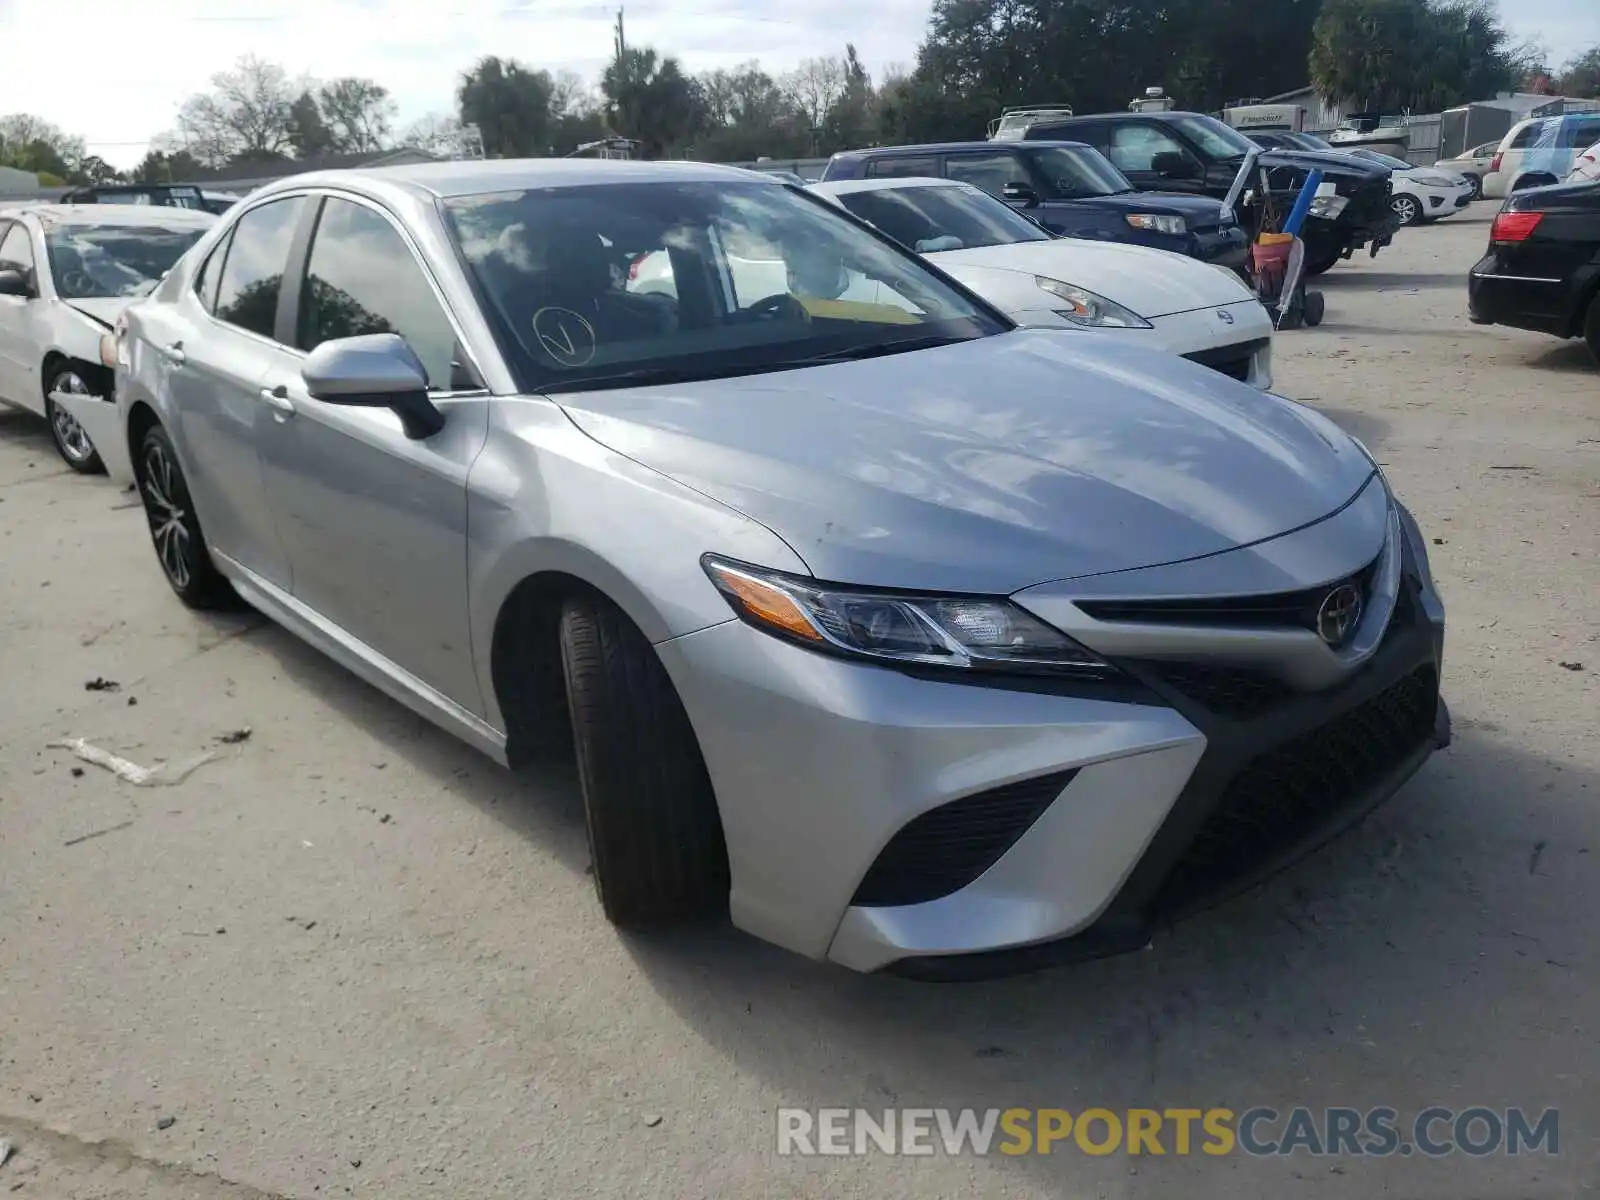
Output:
[
  {"xmin": 0, "ymin": 204, "xmax": 214, "ymax": 472},
  {"xmin": 808, "ymin": 176, "xmax": 1275, "ymax": 389}
]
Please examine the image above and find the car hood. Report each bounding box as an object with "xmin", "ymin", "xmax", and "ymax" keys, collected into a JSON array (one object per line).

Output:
[
  {"xmin": 61, "ymin": 296, "xmax": 136, "ymax": 328},
  {"xmin": 553, "ymin": 330, "xmax": 1374, "ymax": 596},
  {"xmin": 931, "ymin": 240, "xmax": 1251, "ymax": 318}
]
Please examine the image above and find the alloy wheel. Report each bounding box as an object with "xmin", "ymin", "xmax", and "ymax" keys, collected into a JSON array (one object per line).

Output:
[
  {"xmin": 48, "ymin": 372, "xmax": 97, "ymax": 463},
  {"xmin": 1391, "ymin": 195, "xmax": 1419, "ymax": 225},
  {"xmin": 141, "ymin": 441, "xmax": 193, "ymax": 590}
]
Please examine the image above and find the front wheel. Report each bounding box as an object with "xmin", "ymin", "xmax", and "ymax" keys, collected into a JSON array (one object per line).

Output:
[
  {"xmin": 135, "ymin": 424, "xmax": 236, "ymax": 608},
  {"xmin": 559, "ymin": 596, "xmax": 729, "ymax": 929},
  {"xmin": 1463, "ymin": 173, "xmax": 1483, "ymax": 201},
  {"xmin": 1390, "ymin": 194, "xmax": 1421, "ymax": 226},
  {"xmin": 44, "ymin": 364, "xmax": 105, "ymax": 475}
]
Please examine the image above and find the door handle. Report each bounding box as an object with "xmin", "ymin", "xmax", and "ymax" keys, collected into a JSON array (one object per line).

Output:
[
  {"xmin": 162, "ymin": 341, "xmax": 186, "ymax": 367},
  {"xmin": 259, "ymin": 384, "xmax": 296, "ymax": 419}
]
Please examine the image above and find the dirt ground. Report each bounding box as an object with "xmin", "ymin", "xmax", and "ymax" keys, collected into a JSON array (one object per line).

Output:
[{"xmin": 1, "ymin": 204, "xmax": 1596, "ymax": 1199}]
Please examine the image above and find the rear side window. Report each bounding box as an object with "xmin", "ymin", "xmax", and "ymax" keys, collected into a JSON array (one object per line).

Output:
[
  {"xmin": 213, "ymin": 196, "xmax": 306, "ymax": 340},
  {"xmin": 866, "ymin": 155, "xmax": 941, "ymax": 179},
  {"xmin": 1560, "ymin": 119, "xmax": 1600, "ymax": 149},
  {"xmin": 297, "ymin": 197, "xmax": 461, "ymax": 390},
  {"xmin": 1507, "ymin": 121, "xmax": 1547, "ymax": 150}
]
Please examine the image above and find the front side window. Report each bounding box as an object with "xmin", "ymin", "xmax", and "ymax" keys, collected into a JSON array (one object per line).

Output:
[
  {"xmin": 298, "ymin": 198, "xmax": 461, "ymax": 390},
  {"xmin": 0, "ymin": 222, "xmax": 35, "ymax": 275},
  {"xmin": 213, "ymin": 196, "xmax": 306, "ymax": 340},
  {"xmin": 943, "ymin": 152, "xmax": 1031, "ymax": 197},
  {"xmin": 45, "ymin": 223, "xmax": 206, "ymax": 299},
  {"xmin": 1023, "ymin": 146, "xmax": 1133, "ymax": 198},
  {"xmin": 836, "ymin": 183, "xmax": 1051, "ymax": 252},
  {"xmin": 444, "ymin": 180, "xmax": 1005, "ymax": 393},
  {"xmin": 866, "ymin": 155, "xmax": 941, "ymax": 179},
  {"xmin": 1107, "ymin": 124, "xmax": 1192, "ymax": 173}
]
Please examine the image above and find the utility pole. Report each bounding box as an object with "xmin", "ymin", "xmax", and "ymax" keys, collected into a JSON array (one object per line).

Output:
[{"xmin": 612, "ymin": 7, "xmax": 626, "ymax": 134}]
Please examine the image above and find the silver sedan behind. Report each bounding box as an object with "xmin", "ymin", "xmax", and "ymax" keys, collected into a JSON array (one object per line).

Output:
[{"xmin": 110, "ymin": 159, "xmax": 1448, "ymax": 976}]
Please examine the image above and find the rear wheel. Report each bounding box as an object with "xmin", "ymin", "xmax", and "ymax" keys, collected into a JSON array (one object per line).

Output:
[
  {"xmin": 559, "ymin": 595, "xmax": 729, "ymax": 929},
  {"xmin": 44, "ymin": 363, "xmax": 105, "ymax": 475},
  {"xmin": 135, "ymin": 424, "xmax": 235, "ymax": 608},
  {"xmin": 1584, "ymin": 293, "xmax": 1599, "ymax": 367}
]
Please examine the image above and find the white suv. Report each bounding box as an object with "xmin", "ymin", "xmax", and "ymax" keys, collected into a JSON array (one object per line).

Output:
[{"xmin": 1483, "ymin": 113, "xmax": 1600, "ymax": 198}]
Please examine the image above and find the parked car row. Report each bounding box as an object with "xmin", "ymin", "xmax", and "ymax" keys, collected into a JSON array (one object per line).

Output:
[{"xmin": 3, "ymin": 160, "xmax": 1451, "ymax": 978}]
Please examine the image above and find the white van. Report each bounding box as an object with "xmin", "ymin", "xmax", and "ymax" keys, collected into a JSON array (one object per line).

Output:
[{"xmin": 1482, "ymin": 112, "xmax": 1600, "ymax": 199}]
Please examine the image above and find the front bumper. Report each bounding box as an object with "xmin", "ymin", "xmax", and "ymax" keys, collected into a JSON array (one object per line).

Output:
[
  {"xmin": 1009, "ymin": 299, "xmax": 1274, "ymax": 390},
  {"xmin": 663, "ymin": 487, "xmax": 1447, "ymax": 975}
]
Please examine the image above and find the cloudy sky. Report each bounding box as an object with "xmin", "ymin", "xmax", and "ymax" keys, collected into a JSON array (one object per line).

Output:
[{"xmin": 0, "ymin": 0, "xmax": 1594, "ymax": 170}]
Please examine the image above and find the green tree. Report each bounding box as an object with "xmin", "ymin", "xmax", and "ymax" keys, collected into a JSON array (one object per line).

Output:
[
  {"xmin": 821, "ymin": 44, "xmax": 878, "ymax": 153},
  {"xmin": 1557, "ymin": 46, "xmax": 1600, "ymax": 97},
  {"xmin": 131, "ymin": 148, "xmax": 206, "ymax": 183},
  {"xmin": 602, "ymin": 46, "xmax": 705, "ymax": 157},
  {"xmin": 458, "ymin": 55, "xmax": 557, "ymax": 157},
  {"xmin": 1310, "ymin": 0, "xmax": 1517, "ymax": 111},
  {"xmin": 0, "ymin": 113, "xmax": 87, "ymax": 181},
  {"xmin": 693, "ymin": 62, "xmax": 811, "ymax": 160},
  {"xmin": 288, "ymin": 91, "xmax": 336, "ymax": 158}
]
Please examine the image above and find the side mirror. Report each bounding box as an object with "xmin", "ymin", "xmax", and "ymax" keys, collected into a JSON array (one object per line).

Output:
[
  {"xmin": 0, "ymin": 268, "xmax": 33, "ymax": 298},
  {"xmin": 1001, "ymin": 181, "xmax": 1040, "ymax": 207},
  {"xmin": 301, "ymin": 333, "xmax": 445, "ymax": 441},
  {"xmin": 1151, "ymin": 151, "xmax": 1198, "ymax": 178}
]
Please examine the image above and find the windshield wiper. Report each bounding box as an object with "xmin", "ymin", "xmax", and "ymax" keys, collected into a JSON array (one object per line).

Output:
[
  {"xmin": 544, "ymin": 364, "xmax": 757, "ymax": 393},
  {"xmin": 769, "ymin": 333, "xmax": 973, "ymax": 368}
]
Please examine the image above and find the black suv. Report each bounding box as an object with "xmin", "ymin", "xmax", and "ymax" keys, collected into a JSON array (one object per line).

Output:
[{"xmin": 1014, "ymin": 111, "xmax": 1398, "ymax": 274}]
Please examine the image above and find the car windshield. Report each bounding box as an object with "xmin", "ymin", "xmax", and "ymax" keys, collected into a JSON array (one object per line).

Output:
[
  {"xmin": 1171, "ymin": 114, "xmax": 1257, "ymax": 158},
  {"xmin": 1353, "ymin": 149, "xmax": 1413, "ymax": 171},
  {"xmin": 444, "ymin": 180, "xmax": 1006, "ymax": 394},
  {"xmin": 45, "ymin": 223, "xmax": 206, "ymax": 299},
  {"xmin": 1024, "ymin": 146, "xmax": 1134, "ymax": 198},
  {"xmin": 832, "ymin": 183, "xmax": 1051, "ymax": 252}
]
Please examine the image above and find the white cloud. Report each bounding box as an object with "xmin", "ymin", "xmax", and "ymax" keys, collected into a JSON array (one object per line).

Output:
[{"xmin": 0, "ymin": 0, "xmax": 1591, "ymax": 171}]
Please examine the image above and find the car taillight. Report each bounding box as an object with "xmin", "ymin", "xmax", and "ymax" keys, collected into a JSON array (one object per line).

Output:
[
  {"xmin": 1490, "ymin": 210, "xmax": 1543, "ymax": 243},
  {"xmin": 1490, "ymin": 151, "xmax": 1503, "ymax": 173},
  {"xmin": 627, "ymin": 253, "xmax": 649, "ymax": 281}
]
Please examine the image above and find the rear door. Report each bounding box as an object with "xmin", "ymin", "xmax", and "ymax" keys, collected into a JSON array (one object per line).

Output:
[{"xmin": 159, "ymin": 194, "xmax": 309, "ymax": 590}]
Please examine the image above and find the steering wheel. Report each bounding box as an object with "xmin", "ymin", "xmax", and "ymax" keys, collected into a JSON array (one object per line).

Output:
[
  {"xmin": 60, "ymin": 270, "xmax": 97, "ymax": 297},
  {"xmin": 739, "ymin": 293, "xmax": 809, "ymax": 323}
]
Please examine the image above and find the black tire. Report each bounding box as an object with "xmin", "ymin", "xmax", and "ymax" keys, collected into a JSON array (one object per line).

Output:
[
  {"xmin": 559, "ymin": 596, "xmax": 729, "ymax": 929},
  {"xmin": 1584, "ymin": 293, "xmax": 1599, "ymax": 367},
  {"xmin": 43, "ymin": 362, "xmax": 106, "ymax": 475},
  {"xmin": 135, "ymin": 424, "xmax": 236, "ymax": 608},
  {"xmin": 1305, "ymin": 248, "xmax": 1343, "ymax": 276},
  {"xmin": 1303, "ymin": 290, "xmax": 1326, "ymax": 327}
]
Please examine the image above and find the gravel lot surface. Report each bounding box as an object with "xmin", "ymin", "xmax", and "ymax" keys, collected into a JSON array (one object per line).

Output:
[{"xmin": 1, "ymin": 205, "xmax": 1596, "ymax": 1198}]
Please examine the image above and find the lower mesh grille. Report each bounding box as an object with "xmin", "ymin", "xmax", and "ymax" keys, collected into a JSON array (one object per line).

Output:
[
  {"xmin": 1147, "ymin": 661, "xmax": 1293, "ymax": 719},
  {"xmin": 1149, "ymin": 665, "xmax": 1437, "ymax": 914},
  {"xmin": 852, "ymin": 770, "xmax": 1078, "ymax": 908}
]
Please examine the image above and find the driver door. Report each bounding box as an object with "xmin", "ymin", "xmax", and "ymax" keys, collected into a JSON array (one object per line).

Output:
[{"xmin": 255, "ymin": 194, "xmax": 490, "ymax": 714}]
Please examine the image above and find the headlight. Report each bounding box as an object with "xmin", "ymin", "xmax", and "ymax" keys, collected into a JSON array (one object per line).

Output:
[
  {"xmin": 702, "ymin": 557, "xmax": 1113, "ymax": 677},
  {"xmin": 1412, "ymin": 173, "xmax": 1457, "ymax": 188},
  {"xmin": 1308, "ymin": 194, "xmax": 1349, "ymax": 219},
  {"xmin": 1124, "ymin": 213, "xmax": 1186, "ymax": 235},
  {"xmin": 1034, "ymin": 277, "xmax": 1152, "ymax": 329}
]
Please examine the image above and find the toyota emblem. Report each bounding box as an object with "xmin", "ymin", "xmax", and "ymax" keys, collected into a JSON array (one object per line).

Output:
[
  {"xmin": 1316, "ymin": 583, "xmax": 1363, "ymax": 647},
  {"xmin": 1217, "ymin": 309, "xmax": 1235, "ymax": 325}
]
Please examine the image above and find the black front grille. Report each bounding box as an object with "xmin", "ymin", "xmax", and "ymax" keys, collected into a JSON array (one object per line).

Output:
[
  {"xmin": 851, "ymin": 770, "xmax": 1078, "ymax": 908},
  {"xmin": 1181, "ymin": 336, "xmax": 1269, "ymax": 384},
  {"xmin": 1078, "ymin": 554, "xmax": 1380, "ymax": 634},
  {"xmin": 1148, "ymin": 665, "xmax": 1437, "ymax": 915}
]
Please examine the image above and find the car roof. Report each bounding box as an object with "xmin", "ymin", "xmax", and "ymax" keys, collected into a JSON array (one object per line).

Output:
[
  {"xmin": 2, "ymin": 203, "xmax": 218, "ymax": 229},
  {"xmin": 288, "ymin": 157, "xmax": 780, "ymax": 200},
  {"xmin": 830, "ymin": 140, "xmax": 1093, "ymax": 160},
  {"xmin": 811, "ymin": 176, "xmax": 965, "ymax": 196}
]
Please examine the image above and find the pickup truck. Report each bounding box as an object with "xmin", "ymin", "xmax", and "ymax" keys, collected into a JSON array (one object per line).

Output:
[{"xmin": 1007, "ymin": 110, "xmax": 1399, "ymax": 274}]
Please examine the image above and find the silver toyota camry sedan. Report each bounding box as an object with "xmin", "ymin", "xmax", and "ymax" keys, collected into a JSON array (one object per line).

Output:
[{"xmin": 108, "ymin": 159, "xmax": 1449, "ymax": 977}]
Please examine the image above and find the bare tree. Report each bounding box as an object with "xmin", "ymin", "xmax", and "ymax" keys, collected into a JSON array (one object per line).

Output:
[
  {"xmin": 174, "ymin": 55, "xmax": 299, "ymax": 166},
  {"xmin": 550, "ymin": 69, "xmax": 598, "ymax": 117},
  {"xmin": 400, "ymin": 112, "xmax": 464, "ymax": 157},
  {"xmin": 783, "ymin": 55, "xmax": 847, "ymax": 132},
  {"xmin": 318, "ymin": 78, "xmax": 397, "ymax": 153}
]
